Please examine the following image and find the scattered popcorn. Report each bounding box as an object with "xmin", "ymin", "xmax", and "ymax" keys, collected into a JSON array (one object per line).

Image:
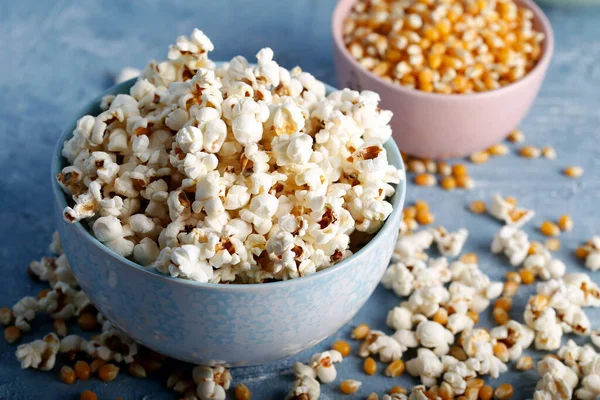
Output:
[
  {"xmin": 406, "ymin": 348, "xmax": 444, "ymax": 387},
  {"xmin": 193, "ymin": 365, "xmax": 231, "ymax": 400},
  {"xmin": 16, "ymin": 333, "xmax": 60, "ymax": 370},
  {"xmin": 392, "ymin": 230, "xmax": 434, "ymax": 264},
  {"xmin": 57, "ymin": 29, "xmax": 402, "ymax": 284},
  {"xmin": 310, "ymin": 350, "xmax": 343, "ymax": 383},
  {"xmin": 489, "ymin": 194, "xmax": 535, "ymax": 228},
  {"xmin": 534, "ymin": 357, "xmax": 579, "ymax": 400},
  {"xmin": 523, "ymin": 250, "xmax": 566, "ymax": 280},
  {"xmin": 432, "ymin": 227, "xmax": 468, "ymax": 258},
  {"xmin": 490, "ymin": 320, "xmax": 535, "ymax": 361},
  {"xmin": 578, "ymin": 237, "xmax": 600, "ymax": 271},
  {"xmin": 286, "ymin": 375, "xmax": 320, "ymax": 400},
  {"xmin": 491, "ymin": 225, "xmax": 530, "ymax": 266}
]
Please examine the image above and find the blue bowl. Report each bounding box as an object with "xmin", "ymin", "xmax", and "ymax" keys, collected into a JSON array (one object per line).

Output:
[{"xmin": 51, "ymin": 77, "xmax": 406, "ymax": 366}]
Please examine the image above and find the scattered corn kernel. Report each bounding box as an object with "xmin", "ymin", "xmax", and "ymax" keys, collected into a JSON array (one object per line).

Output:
[
  {"xmin": 60, "ymin": 366, "xmax": 76, "ymax": 384},
  {"xmin": 98, "ymin": 364, "xmax": 119, "ymax": 382},
  {"xmin": 78, "ymin": 313, "xmax": 97, "ymax": 331},
  {"xmin": 439, "ymin": 382, "xmax": 454, "ymax": 400},
  {"xmin": 385, "ymin": 359, "xmax": 405, "ymax": 377},
  {"xmin": 558, "ymin": 214, "xmax": 573, "ymax": 232},
  {"xmin": 80, "ymin": 391, "xmax": 98, "ymax": 400},
  {"xmin": 576, "ymin": 246, "xmax": 589, "ymax": 260},
  {"xmin": 493, "ymin": 307, "xmax": 510, "ymax": 325},
  {"xmin": 452, "ymin": 164, "xmax": 468, "ymax": 178},
  {"xmin": 563, "ymin": 165, "xmax": 583, "ymax": 178},
  {"xmin": 352, "ymin": 324, "xmax": 370, "ymax": 340},
  {"xmin": 53, "ymin": 319, "xmax": 67, "ymax": 337},
  {"xmin": 437, "ymin": 162, "xmax": 452, "ymax": 176},
  {"xmin": 424, "ymin": 159, "xmax": 437, "ymax": 174},
  {"xmin": 542, "ymin": 146, "xmax": 557, "ymax": 160},
  {"xmin": 128, "ymin": 362, "xmax": 147, "ymax": 378},
  {"xmin": 408, "ymin": 159, "xmax": 427, "ymax": 174},
  {"xmin": 332, "ymin": 340, "xmax": 351, "ymax": 357},
  {"xmin": 235, "ymin": 383, "xmax": 252, "ymax": 400},
  {"xmin": 503, "ymin": 280, "xmax": 520, "ymax": 297},
  {"xmin": 507, "ymin": 129, "xmax": 525, "ymax": 143},
  {"xmin": 449, "ymin": 346, "xmax": 468, "ymax": 362},
  {"xmin": 466, "ymin": 310, "xmax": 479, "ymax": 324},
  {"xmin": 72, "ymin": 360, "xmax": 90, "ymax": 381},
  {"xmin": 367, "ymin": 393, "xmax": 380, "ymax": 400},
  {"xmin": 505, "ymin": 272, "xmax": 521, "ymax": 284},
  {"xmin": 414, "ymin": 173, "xmax": 437, "ymax": 187},
  {"xmin": 469, "ymin": 200, "xmax": 486, "ymax": 214},
  {"xmin": 479, "ymin": 385, "xmax": 494, "ymax": 400},
  {"xmin": 488, "ymin": 143, "xmax": 509, "ymax": 156},
  {"xmin": 519, "ymin": 145, "xmax": 541, "ymax": 158},
  {"xmin": 440, "ymin": 176, "xmax": 457, "ymax": 190},
  {"xmin": 494, "ymin": 383, "xmax": 514, "ymax": 399},
  {"xmin": 4, "ymin": 325, "xmax": 21, "ymax": 344},
  {"xmin": 494, "ymin": 297, "xmax": 513, "ymax": 312},
  {"xmin": 364, "ymin": 357, "xmax": 377, "ymax": 375},
  {"xmin": 340, "ymin": 379, "xmax": 362, "ymax": 395},
  {"xmin": 466, "ymin": 378, "xmax": 485, "ymax": 389},
  {"xmin": 416, "ymin": 210, "xmax": 435, "ymax": 225},
  {"xmin": 433, "ymin": 308, "xmax": 448, "ymax": 325},
  {"xmin": 90, "ymin": 359, "xmax": 106, "ymax": 374},
  {"xmin": 0, "ymin": 307, "xmax": 13, "ymax": 326},
  {"xmin": 470, "ymin": 151, "xmax": 489, "ymax": 164},
  {"xmin": 516, "ymin": 355, "xmax": 533, "ymax": 371},
  {"xmin": 493, "ymin": 343, "xmax": 510, "ymax": 362},
  {"xmin": 456, "ymin": 175, "xmax": 475, "ymax": 190},
  {"xmin": 545, "ymin": 238, "xmax": 561, "ymax": 252},
  {"xmin": 539, "ymin": 221, "xmax": 560, "ymax": 237},
  {"xmin": 519, "ymin": 269, "xmax": 535, "ymax": 285}
]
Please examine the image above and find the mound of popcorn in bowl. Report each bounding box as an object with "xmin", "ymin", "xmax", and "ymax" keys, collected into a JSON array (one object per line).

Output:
[{"xmin": 56, "ymin": 29, "xmax": 403, "ymax": 284}]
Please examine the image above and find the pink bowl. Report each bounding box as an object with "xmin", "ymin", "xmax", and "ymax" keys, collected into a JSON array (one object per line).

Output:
[{"xmin": 332, "ymin": 0, "xmax": 555, "ymax": 159}]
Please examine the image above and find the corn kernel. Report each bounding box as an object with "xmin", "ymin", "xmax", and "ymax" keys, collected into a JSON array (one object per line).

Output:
[
  {"xmin": 493, "ymin": 307, "xmax": 510, "ymax": 325},
  {"xmin": 433, "ymin": 308, "xmax": 448, "ymax": 325},
  {"xmin": 60, "ymin": 366, "xmax": 76, "ymax": 384},
  {"xmin": 466, "ymin": 378, "xmax": 485, "ymax": 389},
  {"xmin": 456, "ymin": 175, "xmax": 475, "ymax": 190},
  {"xmin": 505, "ymin": 271, "xmax": 521, "ymax": 283},
  {"xmin": 440, "ymin": 176, "xmax": 456, "ymax": 190},
  {"xmin": 479, "ymin": 385, "xmax": 494, "ymax": 400},
  {"xmin": 449, "ymin": 346, "xmax": 468, "ymax": 361},
  {"xmin": 576, "ymin": 246, "xmax": 589, "ymax": 260},
  {"xmin": 439, "ymin": 382, "xmax": 453, "ymax": 400},
  {"xmin": 90, "ymin": 359, "xmax": 106, "ymax": 374},
  {"xmin": 558, "ymin": 214, "xmax": 573, "ymax": 232},
  {"xmin": 98, "ymin": 364, "xmax": 119, "ymax": 382},
  {"xmin": 53, "ymin": 319, "xmax": 67, "ymax": 337},
  {"xmin": 80, "ymin": 391, "xmax": 98, "ymax": 400},
  {"xmin": 516, "ymin": 355, "xmax": 533, "ymax": 371},
  {"xmin": 469, "ymin": 151, "xmax": 489, "ymax": 164},
  {"xmin": 493, "ymin": 342, "xmax": 509, "ymax": 362},
  {"xmin": 78, "ymin": 313, "xmax": 97, "ymax": 331},
  {"xmin": 519, "ymin": 269, "xmax": 535, "ymax": 285},
  {"xmin": 542, "ymin": 146, "xmax": 557, "ymax": 160},
  {"xmin": 563, "ymin": 166, "xmax": 583, "ymax": 178},
  {"xmin": 467, "ymin": 310, "xmax": 480, "ymax": 324},
  {"xmin": 469, "ymin": 200, "xmax": 486, "ymax": 214},
  {"xmin": 545, "ymin": 238, "xmax": 561, "ymax": 252},
  {"xmin": 459, "ymin": 253, "xmax": 478, "ymax": 264},
  {"xmin": 4, "ymin": 325, "xmax": 21, "ymax": 344},
  {"xmin": 364, "ymin": 357, "xmax": 377, "ymax": 375},
  {"xmin": 416, "ymin": 210, "xmax": 435, "ymax": 225},
  {"xmin": 352, "ymin": 324, "xmax": 370, "ymax": 340},
  {"xmin": 494, "ymin": 383, "xmax": 514, "ymax": 399},
  {"xmin": 0, "ymin": 307, "xmax": 13, "ymax": 326},
  {"xmin": 75, "ymin": 361, "xmax": 91, "ymax": 381},
  {"xmin": 340, "ymin": 379, "xmax": 362, "ymax": 395},
  {"xmin": 235, "ymin": 383, "xmax": 252, "ymax": 400},
  {"xmin": 488, "ymin": 143, "xmax": 509, "ymax": 156},
  {"xmin": 539, "ymin": 221, "xmax": 560, "ymax": 237},
  {"xmin": 332, "ymin": 340, "xmax": 351, "ymax": 357},
  {"xmin": 408, "ymin": 159, "xmax": 426, "ymax": 174},
  {"xmin": 385, "ymin": 359, "xmax": 405, "ymax": 377},
  {"xmin": 452, "ymin": 164, "xmax": 468, "ymax": 178},
  {"xmin": 494, "ymin": 297, "xmax": 513, "ymax": 311},
  {"xmin": 503, "ymin": 281, "xmax": 519, "ymax": 297},
  {"xmin": 507, "ymin": 129, "xmax": 525, "ymax": 143},
  {"xmin": 519, "ymin": 145, "xmax": 540, "ymax": 158},
  {"xmin": 414, "ymin": 173, "xmax": 437, "ymax": 187},
  {"xmin": 128, "ymin": 362, "xmax": 147, "ymax": 378},
  {"xmin": 437, "ymin": 161, "xmax": 452, "ymax": 176},
  {"xmin": 367, "ymin": 393, "xmax": 380, "ymax": 400}
]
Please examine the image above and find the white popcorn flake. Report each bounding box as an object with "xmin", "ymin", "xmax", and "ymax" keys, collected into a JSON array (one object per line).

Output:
[
  {"xmin": 193, "ymin": 365, "xmax": 231, "ymax": 400},
  {"xmin": 488, "ymin": 194, "xmax": 534, "ymax": 227},
  {"xmin": 286, "ymin": 375, "xmax": 320, "ymax": 400},
  {"xmin": 310, "ymin": 350, "xmax": 343, "ymax": 383},
  {"xmin": 15, "ymin": 333, "xmax": 60, "ymax": 371},
  {"xmin": 491, "ymin": 225, "xmax": 529, "ymax": 266},
  {"xmin": 432, "ymin": 227, "xmax": 468, "ymax": 258}
]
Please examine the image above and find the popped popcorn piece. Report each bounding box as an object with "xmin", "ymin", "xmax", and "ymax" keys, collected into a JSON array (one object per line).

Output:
[
  {"xmin": 12, "ymin": 296, "xmax": 38, "ymax": 332},
  {"xmin": 415, "ymin": 321, "xmax": 454, "ymax": 356},
  {"xmin": 491, "ymin": 225, "xmax": 529, "ymax": 266},
  {"xmin": 406, "ymin": 348, "xmax": 444, "ymax": 387},
  {"xmin": 489, "ymin": 194, "xmax": 535, "ymax": 227},
  {"xmin": 193, "ymin": 365, "xmax": 231, "ymax": 400},
  {"xmin": 579, "ymin": 237, "xmax": 600, "ymax": 271},
  {"xmin": 310, "ymin": 350, "xmax": 343, "ymax": 383},
  {"xmin": 524, "ymin": 251, "xmax": 566, "ymax": 280},
  {"xmin": 432, "ymin": 227, "xmax": 468, "ymax": 258},
  {"xmin": 534, "ymin": 357, "xmax": 579, "ymax": 400},
  {"xmin": 490, "ymin": 320, "xmax": 535, "ymax": 361},
  {"xmin": 15, "ymin": 333, "xmax": 60, "ymax": 370},
  {"xmin": 285, "ymin": 375, "xmax": 320, "ymax": 400},
  {"xmin": 393, "ymin": 230, "xmax": 434, "ymax": 263}
]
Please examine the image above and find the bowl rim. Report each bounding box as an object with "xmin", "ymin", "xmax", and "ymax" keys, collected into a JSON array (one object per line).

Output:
[
  {"xmin": 51, "ymin": 77, "xmax": 406, "ymax": 291},
  {"xmin": 332, "ymin": 0, "xmax": 555, "ymax": 100}
]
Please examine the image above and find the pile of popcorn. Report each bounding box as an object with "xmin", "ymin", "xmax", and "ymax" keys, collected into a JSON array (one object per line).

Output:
[
  {"xmin": 56, "ymin": 29, "xmax": 403, "ymax": 284},
  {"xmin": 343, "ymin": 0, "xmax": 545, "ymax": 94}
]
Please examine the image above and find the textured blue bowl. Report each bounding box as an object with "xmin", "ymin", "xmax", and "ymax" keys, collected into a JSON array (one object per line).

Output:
[{"xmin": 51, "ymin": 78, "xmax": 406, "ymax": 366}]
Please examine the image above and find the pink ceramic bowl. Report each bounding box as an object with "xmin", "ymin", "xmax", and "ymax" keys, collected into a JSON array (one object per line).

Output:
[{"xmin": 332, "ymin": 0, "xmax": 554, "ymax": 159}]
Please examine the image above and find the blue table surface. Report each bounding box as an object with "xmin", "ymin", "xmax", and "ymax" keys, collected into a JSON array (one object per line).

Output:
[{"xmin": 1, "ymin": 1, "xmax": 600, "ymax": 399}]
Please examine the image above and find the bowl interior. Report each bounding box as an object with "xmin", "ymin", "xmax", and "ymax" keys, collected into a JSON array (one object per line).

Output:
[
  {"xmin": 51, "ymin": 76, "xmax": 407, "ymax": 290},
  {"xmin": 332, "ymin": 0, "xmax": 555, "ymax": 100}
]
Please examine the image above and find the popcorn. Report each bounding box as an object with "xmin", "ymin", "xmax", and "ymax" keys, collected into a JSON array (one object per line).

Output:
[
  {"xmin": 490, "ymin": 320, "xmax": 535, "ymax": 361},
  {"xmin": 15, "ymin": 333, "xmax": 60, "ymax": 370},
  {"xmin": 310, "ymin": 350, "xmax": 343, "ymax": 383},
  {"xmin": 193, "ymin": 365, "xmax": 231, "ymax": 400},
  {"xmin": 406, "ymin": 348, "xmax": 444, "ymax": 387},
  {"xmin": 13, "ymin": 296, "xmax": 38, "ymax": 332},
  {"xmin": 393, "ymin": 230, "xmax": 434, "ymax": 263},
  {"xmin": 432, "ymin": 227, "xmax": 468, "ymax": 258},
  {"xmin": 579, "ymin": 237, "xmax": 600, "ymax": 271},
  {"xmin": 415, "ymin": 321, "xmax": 454, "ymax": 356},
  {"xmin": 491, "ymin": 225, "xmax": 529, "ymax": 266},
  {"xmin": 524, "ymin": 251, "xmax": 566, "ymax": 280},
  {"xmin": 57, "ymin": 30, "xmax": 401, "ymax": 284},
  {"xmin": 489, "ymin": 194, "xmax": 535, "ymax": 227},
  {"xmin": 285, "ymin": 375, "xmax": 320, "ymax": 400},
  {"xmin": 535, "ymin": 357, "xmax": 579, "ymax": 400}
]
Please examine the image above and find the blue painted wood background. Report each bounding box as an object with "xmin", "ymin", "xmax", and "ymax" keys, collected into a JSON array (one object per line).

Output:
[{"xmin": 1, "ymin": 1, "xmax": 600, "ymax": 399}]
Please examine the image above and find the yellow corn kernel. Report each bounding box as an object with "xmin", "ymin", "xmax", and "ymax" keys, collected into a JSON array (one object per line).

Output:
[
  {"xmin": 340, "ymin": 380, "xmax": 362, "ymax": 395},
  {"xmin": 332, "ymin": 340, "xmax": 351, "ymax": 357},
  {"xmin": 352, "ymin": 324, "xmax": 370, "ymax": 340},
  {"xmin": 563, "ymin": 165, "xmax": 584, "ymax": 178},
  {"xmin": 440, "ymin": 176, "xmax": 457, "ymax": 191},
  {"xmin": 479, "ymin": 385, "xmax": 494, "ymax": 400},
  {"xmin": 385, "ymin": 360, "xmax": 405, "ymax": 377},
  {"xmin": 493, "ymin": 307, "xmax": 510, "ymax": 325},
  {"xmin": 460, "ymin": 253, "xmax": 478, "ymax": 264},
  {"xmin": 4, "ymin": 325, "xmax": 22, "ymax": 344},
  {"xmin": 414, "ymin": 173, "xmax": 437, "ymax": 187},
  {"xmin": 390, "ymin": 386, "xmax": 408, "ymax": 395},
  {"xmin": 494, "ymin": 297, "xmax": 513, "ymax": 311},
  {"xmin": 516, "ymin": 355, "xmax": 533, "ymax": 371},
  {"xmin": 545, "ymin": 238, "xmax": 561, "ymax": 252},
  {"xmin": 364, "ymin": 357, "xmax": 377, "ymax": 375},
  {"xmin": 494, "ymin": 383, "xmax": 514, "ymax": 400},
  {"xmin": 488, "ymin": 143, "xmax": 509, "ymax": 156},
  {"xmin": 558, "ymin": 214, "xmax": 573, "ymax": 232},
  {"xmin": 235, "ymin": 383, "xmax": 252, "ymax": 400},
  {"xmin": 519, "ymin": 269, "xmax": 535, "ymax": 285},
  {"xmin": 433, "ymin": 308, "xmax": 448, "ymax": 325},
  {"xmin": 60, "ymin": 366, "xmax": 76, "ymax": 385},
  {"xmin": 469, "ymin": 151, "xmax": 489, "ymax": 164},
  {"xmin": 507, "ymin": 129, "xmax": 525, "ymax": 143},
  {"xmin": 519, "ymin": 145, "xmax": 541, "ymax": 158},
  {"xmin": 539, "ymin": 221, "xmax": 560, "ymax": 237},
  {"xmin": 469, "ymin": 200, "xmax": 487, "ymax": 214},
  {"xmin": 503, "ymin": 280, "xmax": 520, "ymax": 297}
]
